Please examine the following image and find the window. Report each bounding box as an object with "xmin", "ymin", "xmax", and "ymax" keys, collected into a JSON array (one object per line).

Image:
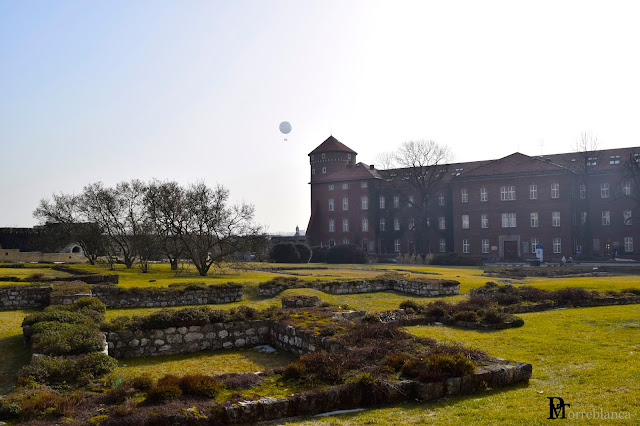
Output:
[
  {"xmin": 501, "ymin": 213, "xmax": 516, "ymax": 228},
  {"xmin": 328, "ymin": 198, "xmax": 334, "ymax": 211},
  {"xmin": 587, "ymin": 157, "xmax": 597, "ymax": 166},
  {"xmin": 624, "ymin": 237, "xmax": 633, "ymax": 252},
  {"xmin": 394, "ymin": 217, "xmax": 400, "ymax": 231},
  {"xmin": 342, "ymin": 197, "xmax": 349, "ymax": 210},
  {"xmin": 462, "ymin": 239, "xmax": 470, "ymax": 254},
  {"xmin": 551, "ymin": 183, "xmax": 559, "ymax": 199},
  {"xmin": 394, "ymin": 239, "xmax": 401, "ymax": 253},
  {"xmin": 530, "ymin": 184, "xmax": 537, "ymax": 200},
  {"xmin": 438, "ymin": 194, "xmax": 445, "ymax": 206},
  {"xmin": 362, "ymin": 218, "xmax": 369, "ymax": 232},
  {"xmin": 343, "ymin": 238, "xmax": 350, "ymax": 245},
  {"xmin": 482, "ymin": 239, "xmax": 489, "ymax": 254},
  {"xmin": 552, "ymin": 211, "xmax": 560, "ymax": 227},
  {"xmin": 500, "ymin": 186, "xmax": 516, "ymax": 201},
  {"xmin": 408, "ymin": 195, "xmax": 414, "ymax": 207},
  {"xmin": 481, "ymin": 214, "xmax": 488, "ymax": 229},
  {"xmin": 593, "ymin": 239, "xmax": 600, "ymax": 251},
  {"xmin": 439, "ymin": 239, "xmax": 447, "ymax": 253},
  {"xmin": 379, "ymin": 218, "xmax": 385, "ymax": 231},
  {"xmin": 462, "ymin": 215, "xmax": 469, "ymax": 229},
  {"xmin": 312, "ymin": 169, "xmax": 315, "ymax": 175},
  {"xmin": 581, "ymin": 211, "xmax": 587, "ymax": 225},
  {"xmin": 461, "ymin": 189, "xmax": 468, "ymax": 203},
  {"xmin": 361, "ymin": 196, "xmax": 368, "ymax": 210},
  {"xmin": 553, "ymin": 238, "xmax": 561, "ymax": 254},
  {"xmin": 480, "ymin": 187, "xmax": 488, "ymax": 202},
  {"xmin": 322, "ymin": 153, "xmax": 326, "ymax": 159},
  {"xmin": 347, "ymin": 154, "xmax": 352, "ymax": 160},
  {"xmin": 579, "ymin": 184, "xmax": 586, "ymax": 199},
  {"xmin": 322, "ymin": 167, "xmax": 327, "ymax": 174},
  {"xmin": 329, "ymin": 219, "xmax": 334, "ymax": 232},
  {"xmin": 624, "ymin": 210, "xmax": 632, "ymax": 225},
  {"xmin": 379, "ymin": 196, "xmax": 385, "ymax": 209},
  {"xmin": 342, "ymin": 183, "xmax": 349, "ymax": 190},
  {"xmin": 393, "ymin": 196, "xmax": 400, "ymax": 208},
  {"xmin": 601, "ymin": 183, "xmax": 609, "ymax": 198},
  {"xmin": 408, "ymin": 218, "xmax": 415, "ymax": 231},
  {"xmin": 622, "ymin": 181, "xmax": 631, "ymax": 196},
  {"xmin": 531, "ymin": 238, "xmax": 539, "ymax": 251},
  {"xmin": 602, "ymin": 211, "xmax": 610, "ymax": 226},
  {"xmin": 329, "ymin": 239, "xmax": 335, "ymax": 247},
  {"xmin": 342, "ymin": 219, "xmax": 349, "ymax": 232},
  {"xmin": 610, "ymin": 155, "xmax": 621, "ymax": 165},
  {"xmin": 522, "ymin": 241, "xmax": 529, "ymax": 254},
  {"xmin": 328, "ymin": 184, "xmax": 334, "ymax": 191},
  {"xmin": 439, "ymin": 217, "xmax": 446, "ymax": 230},
  {"xmin": 361, "ymin": 181, "xmax": 368, "ymax": 188},
  {"xmin": 530, "ymin": 212, "xmax": 538, "ymax": 227}
]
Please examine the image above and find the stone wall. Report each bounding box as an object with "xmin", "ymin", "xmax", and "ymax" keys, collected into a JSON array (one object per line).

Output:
[
  {"xmin": 494, "ymin": 296, "xmax": 640, "ymax": 314},
  {"xmin": 0, "ymin": 285, "xmax": 51, "ymax": 310},
  {"xmin": 1, "ymin": 248, "xmax": 87, "ymax": 263},
  {"xmin": 91, "ymin": 283, "xmax": 243, "ymax": 308},
  {"xmin": 258, "ymin": 279, "xmax": 460, "ymax": 297},
  {"xmin": 218, "ymin": 361, "xmax": 532, "ymax": 424}
]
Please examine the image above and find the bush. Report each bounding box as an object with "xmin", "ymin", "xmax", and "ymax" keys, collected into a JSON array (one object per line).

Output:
[
  {"xmin": 326, "ymin": 244, "xmax": 368, "ymax": 264},
  {"xmin": 75, "ymin": 352, "xmax": 118, "ymax": 379},
  {"xmin": 383, "ymin": 353, "xmax": 409, "ymax": 372},
  {"xmin": 481, "ymin": 309, "xmax": 505, "ymax": 324},
  {"xmin": 424, "ymin": 301, "xmax": 454, "ymax": 318},
  {"xmin": 0, "ymin": 401, "xmax": 20, "ymax": 420},
  {"xmin": 295, "ymin": 244, "xmax": 313, "ymax": 263},
  {"xmin": 218, "ymin": 373, "xmax": 263, "ymax": 390},
  {"xmin": 553, "ymin": 287, "xmax": 595, "ymax": 304},
  {"xmin": 178, "ymin": 374, "xmax": 223, "ymax": 398},
  {"xmin": 269, "ymin": 243, "xmax": 301, "ymax": 263},
  {"xmin": 145, "ymin": 385, "xmax": 182, "ymax": 404},
  {"xmin": 429, "ymin": 252, "xmax": 481, "ymax": 266},
  {"xmin": 130, "ymin": 376, "xmax": 154, "ymax": 391},
  {"xmin": 32, "ymin": 324, "xmax": 105, "ymax": 356},
  {"xmin": 399, "ymin": 300, "xmax": 423, "ymax": 313},
  {"xmin": 452, "ymin": 310, "xmax": 479, "ymax": 323},
  {"xmin": 22, "ymin": 310, "xmax": 92, "ymax": 327},
  {"xmin": 401, "ymin": 353, "xmax": 476, "ymax": 382},
  {"xmin": 18, "ymin": 353, "xmax": 116, "ymax": 384},
  {"xmin": 310, "ymin": 245, "xmax": 329, "ymax": 263}
]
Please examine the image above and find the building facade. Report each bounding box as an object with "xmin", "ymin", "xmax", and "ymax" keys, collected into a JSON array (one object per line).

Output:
[{"xmin": 306, "ymin": 136, "xmax": 639, "ymax": 261}]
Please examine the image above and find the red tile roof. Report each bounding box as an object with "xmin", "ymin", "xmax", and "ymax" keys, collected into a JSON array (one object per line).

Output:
[
  {"xmin": 544, "ymin": 147, "xmax": 640, "ymax": 174},
  {"xmin": 309, "ymin": 136, "xmax": 357, "ymax": 155},
  {"xmin": 453, "ymin": 152, "xmax": 570, "ymax": 179},
  {"xmin": 311, "ymin": 162, "xmax": 381, "ymax": 183}
]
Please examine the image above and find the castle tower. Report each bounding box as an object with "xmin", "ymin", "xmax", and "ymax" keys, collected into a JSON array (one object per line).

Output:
[{"xmin": 308, "ymin": 136, "xmax": 357, "ymax": 181}]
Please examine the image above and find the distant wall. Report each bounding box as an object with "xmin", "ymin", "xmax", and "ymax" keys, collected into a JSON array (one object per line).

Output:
[
  {"xmin": 1, "ymin": 248, "xmax": 87, "ymax": 263},
  {"xmin": 258, "ymin": 279, "xmax": 460, "ymax": 297}
]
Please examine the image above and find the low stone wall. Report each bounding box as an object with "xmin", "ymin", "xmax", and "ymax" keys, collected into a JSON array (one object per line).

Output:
[
  {"xmin": 219, "ymin": 361, "xmax": 532, "ymax": 424},
  {"xmin": 268, "ymin": 321, "xmax": 343, "ymax": 355},
  {"xmin": 0, "ymin": 248, "xmax": 87, "ymax": 263},
  {"xmin": 494, "ymin": 296, "xmax": 640, "ymax": 314},
  {"xmin": 91, "ymin": 283, "xmax": 243, "ymax": 308},
  {"xmin": 0, "ymin": 285, "xmax": 51, "ymax": 310},
  {"xmin": 108, "ymin": 320, "xmax": 272, "ymax": 358},
  {"xmin": 281, "ymin": 295, "xmax": 321, "ymax": 308},
  {"xmin": 258, "ymin": 279, "xmax": 460, "ymax": 297},
  {"xmin": 0, "ymin": 274, "xmax": 119, "ymax": 284}
]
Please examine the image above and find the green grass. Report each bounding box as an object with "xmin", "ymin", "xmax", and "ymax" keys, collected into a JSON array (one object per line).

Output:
[
  {"xmin": 107, "ymin": 347, "xmax": 297, "ymax": 383},
  {"xmin": 0, "ymin": 309, "xmax": 35, "ymax": 393},
  {"xmin": 288, "ymin": 304, "xmax": 640, "ymax": 425}
]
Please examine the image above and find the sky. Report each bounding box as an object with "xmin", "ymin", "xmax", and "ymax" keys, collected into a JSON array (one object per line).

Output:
[{"xmin": 2, "ymin": 1, "xmax": 640, "ymax": 233}]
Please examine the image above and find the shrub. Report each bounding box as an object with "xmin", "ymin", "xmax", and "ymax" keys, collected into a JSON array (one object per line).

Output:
[
  {"xmin": 218, "ymin": 373, "xmax": 263, "ymax": 390},
  {"xmin": 269, "ymin": 243, "xmax": 301, "ymax": 263},
  {"xmin": 74, "ymin": 353, "xmax": 118, "ymax": 379},
  {"xmin": 399, "ymin": 300, "xmax": 423, "ymax": 313},
  {"xmin": 32, "ymin": 324, "xmax": 105, "ymax": 356},
  {"xmin": 310, "ymin": 245, "xmax": 328, "ymax": 263},
  {"xmin": 0, "ymin": 401, "xmax": 20, "ymax": 420},
  {"xmin": 553, "ymin": 287, "xmax": 595, "ymax": 304},
  {"xmin": 145, "ymin": 384, "xmax": 183, "ymax": 404},
  {"xmin": 295, "ymin": 244, "xmax": 313, "ymax": 263},
  {"xmin": 26, "ymin": 272, "xmax": 46, "ymax": 281},
  {"xmin": 326, "ymin": 244, "xmax": 368, "ymax": 264},
  {"xmin": 424, "ymin": 301, "xmax": 454, "ymax": 318},
  {"xmin": 17, "ymin": 353, "xmax": 116, "ymax": 384},
  {"xmin": 401, "ymin": 353, "xmax": 476, "ymax": 382},
  {"xmin": 383, "ymin": 353, "xmax": 409, "ymax": 372},
  {"xmin": 16, "ymin": 388, "xmax": 82, "ymax": 420},
  {"xmin": 130, "ymin": 375, "xmax": 154, "ymax": 391},
  {"xmin": 481, "ymin": 309, "xmax": 505, "ymax": 324},
  {"xmin": 452, "ymin": 310, "xmax": 479, "ymax": 323},
  {"xmin": 179, "ymin": 374, "xmax": 223, "ymax": 398},
  {"xmin": 22, "ymin": 310, "xmax": 92, "ymax": 327}
]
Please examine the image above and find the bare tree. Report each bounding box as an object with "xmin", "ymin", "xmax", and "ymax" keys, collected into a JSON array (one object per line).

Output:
[
  {"xmin": 145, "ymin": 180, "xmax": 186, "ymax": 270},
  {"xmin": 33, "ymin": 194, "xmax": 104, "ymax": 264},
  {"xmin": 378, "ymin": 140, "xmax": 452, "ymax": 254},
  {"xmin": 178, "ymin": 182, "xmax": 263, "ymax": 276}
]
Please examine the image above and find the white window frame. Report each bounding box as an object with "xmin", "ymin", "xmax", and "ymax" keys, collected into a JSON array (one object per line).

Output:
[
  {"xmin": 462, "ymin": 239, "xmax": 470, "ymax": 254},
  {"xmin": 362, "ymin": 218, "xmax": 368, "ymax": 232},
  {"xmin": 531, "ymin": 238, "xmax": 539, "ymax": 251},
  {"xmin": 530, "ymin": 212, "xmax": 538, "ymax": 228},
  {"xmin": 394, "ymin": 239, "xmax": 401, "ymax": 253},
  {"xmin": 379, "ymin": 218, "xmax": 385, "ymax": 231},
  {"xmin": 408, "ymin": 195, "xmax": 414, "ymax": 207},
  {"xmin": 481, "ymin": 214, "xmax": 488, "ymax": 229},
  {"xmin": 482, "ymin": 239, "xmax": 489, "ymax": 254},
  {"xmin": 480, "ymin": 187, "xmax": 488, "ymax": 202},
  {"xmin": 553, "ymin": 238, "xmax": 561, "ymax": 254},
  {"xmin": 601, "ymin": 183, "xmax": 609, "ymax": 198},
  {"xmin": 462, "ymin": 214, "xmax": 469, "ymax": 229},
  {"xmin": 394, "ymin": 195, "xmax": 400, "ymax": 208},
  {"xmin": 551, "ymin": 183, "xmax": 560, "ymax": 199},
  {"xmin": 438, "ymin": 194, "xmax": 445, "ymax": 206},
  {"xmin": 624, "ymin": 210, "xmax": 632, "ymax": 225},
  {"xmin": 329, "ymin": 219, "xmax": 334, "ymax": 232},
  {"xmin": 361, "ymin": 181, "xmax": 368, "ymax": 188},
  {"xmin": 328, "ymin": 184, "xmax": 334, "ymax": 191},
  {"xmin": 342, "ymin": 183, "xmax": 349, "ymax": 190},
  {"xmin": 501, "ymin": 213, "xmax": 516, "ymax": 228},
  {"xmin": 501, "ymin": 186, "xmax": 516, "ymax": 201},
  {"xmin": 624, "ymin": 237, "xmax": 633, "ymax": 252},
  {"xmin": 552, "ymin": 211, "xmax": 560, "ymax": 227},
  {"xmin": 328, "ymin": 198, "xmax": 334, "ymax": 211},
  {"xmin": 439, "ymin": 238, "xmax": 447, "ymax": 253},
  {"xmin": 602, "ymin": 211, "xmax": 610, "ymax": 226},
  {"xmin": 408, "ymin": 217, "xmax": 415, "ymax": 231},
  {"xmin": 342, "ymin": 197, "xmax": 349, "ymax": 210},
  {"xmin": 361, "ymin": 196, "xmax": 368, "ymax": 210},
  {"xmin": 439, "ymin": 217, "xmax": 446, "ymax": 230},
  {"xmin": 530, "ymin": 184, "xmax": 537, "ymax": 200},
  {"xmin": 623, "ymin": 181, "xmax": 631, "ymax": 196},
  {"xmin": 342, "ymin": 218, "xmax": 349, "ymax": 232},
  {"xmin": 461, "ymin": 189, "xmax": 469, "ymax": 203},
  {"xmin": 379, "ymin": 196, "xmax": 385, "ymax": 209},
  {"xmin": 394, "ymin": 217, "xmax": 400, "ymax": 231}
]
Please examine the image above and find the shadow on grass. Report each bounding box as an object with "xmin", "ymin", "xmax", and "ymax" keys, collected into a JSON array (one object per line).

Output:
[{"xmin": 0, "ymin": 335, "xmax": 30, "ymax": 394}]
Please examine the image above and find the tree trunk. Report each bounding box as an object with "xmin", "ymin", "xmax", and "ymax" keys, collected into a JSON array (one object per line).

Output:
[{"xmin": 170, "ymin": 258, "xmax": 178, "ymax": 271}]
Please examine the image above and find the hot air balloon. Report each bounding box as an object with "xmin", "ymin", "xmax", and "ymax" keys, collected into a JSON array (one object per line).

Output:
[{"xmin": 279, "ymin": 121, "xmax": 292, "ymax": 141}]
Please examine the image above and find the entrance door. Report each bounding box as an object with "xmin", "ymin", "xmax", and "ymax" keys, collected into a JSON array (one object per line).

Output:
[{"xmin": 504, "ymin": 241, "xmax": 518, "ymax": 260}]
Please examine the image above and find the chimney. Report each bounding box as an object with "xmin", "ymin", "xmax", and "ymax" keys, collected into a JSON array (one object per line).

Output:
[{"xmin": 370, "ymin": 164, "xmax": 375, "ymax": 170}]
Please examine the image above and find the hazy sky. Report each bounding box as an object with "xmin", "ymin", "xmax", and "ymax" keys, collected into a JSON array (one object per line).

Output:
[{"xmin": 2, "ymin": 1, "xmax": 640, "ymax": 233}]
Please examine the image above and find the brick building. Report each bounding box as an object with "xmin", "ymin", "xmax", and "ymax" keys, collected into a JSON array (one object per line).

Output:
[{"xmin": 306, "ymin": 136, "xmax": 639, "ymax": 261}]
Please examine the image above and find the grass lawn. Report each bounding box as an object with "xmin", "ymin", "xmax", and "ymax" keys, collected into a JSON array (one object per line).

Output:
[
  {"xmin": 0, "ymin": 310, "xmax": 35, "ymax": 393},
  {"xmin": 288, "ymin": 304, "xmax": 640, "ymax": 425}
]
